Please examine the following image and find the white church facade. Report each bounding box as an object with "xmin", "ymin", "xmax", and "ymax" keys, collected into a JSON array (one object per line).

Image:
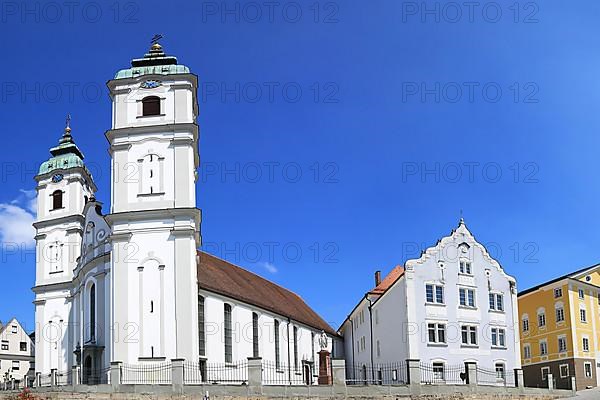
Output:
[
  {"xmin": 33, "ymin": 42, "xmax": 336, "ymax": 384},
  {"xmin": 339, "ymin": 220, "xmax": 521, "ymax": 384}
]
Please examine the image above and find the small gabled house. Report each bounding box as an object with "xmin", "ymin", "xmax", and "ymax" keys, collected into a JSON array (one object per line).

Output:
[
  {"xmin": 339, "ymin": 219, "xmax": 520, "ymax": 384},
  {"xmin": 0, "ymin": 318, "xmax": 35, "ymax": 384}
]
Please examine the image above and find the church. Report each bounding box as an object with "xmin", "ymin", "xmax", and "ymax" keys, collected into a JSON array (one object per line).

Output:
[{"xmin": 32, "ymin": 42, "xmax": 337, "ymax": 384}]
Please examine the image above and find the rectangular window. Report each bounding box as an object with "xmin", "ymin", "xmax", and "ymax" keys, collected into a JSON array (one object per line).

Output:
[
  {"xmin": 427, "ymin": 323, "xmax": 446, "ymax": 344},
  {"xmin": 538, "ymin": 313, "xmax": 546, "ymax": 327},
  {"xmin": 560, "ymin": 364, "xmax": 569, "ymax": 378},
  {"xmin": 555, "ymin": 308, "xmax": 565, "ymax": 323},
  {"xmin": 426, "ymin": 284, "xmax": 444, "ymax": 304},
  {"xmin": 432, "ymin": 363, "xmax": 444, "ymax": 381},
  {"xmin": 495, "ymin": 363, "xmax": 505, "ymax": 380},
  {"xmin": 580, "ymin": 309, "xmax": 587, "ymax": 323},
  {"xmin": 554, "ymin": 288, "xmax": 562, "ymax": 298},
  {"xmin": 579, "ymin": 289, "xmax": 585, "ymax": 299},
  {"xmin": 523, "ymin": 345, "xmax": 531, "ymax": 359},
  {"xmin": 459, "ymin": 288, "xmax": 475, "ymax": 307},
  {"xmin": 558, "ymin": 337, "xmax": 567, "ymax": 353},
  {"xmin": 461, "ymin": 325, "xmax": 477, "ymax": 346},
  {"xmin": 1, "ymin": 341, "xmax": 8, "ymax": 351},
  {"xmin": 252, "ymin": 312, "xmax": 259, "ymax": 358},
  {"xmin": 11, "ymin": 361, "xmax": 19, "ymax": 371},
  {"xmin": 585, "ymin": 363, "xmax": 592, "ymax": 378},
  {"xmin": 541, "ymin": 367, "xmax": 550, "ymax": 381},
  {"xmin": 198, "ymin": 295, "xmax": 205, "ymax": 356},
  {"xmin": 522, "ymin": 318, "xmax": 529, "ymax": 332},
  {"xmin": 274, "ymin": 320, "xmax": 281, "ymax": 369},
  {"xmin": 540, "ymin": 341, "xmax": 548, "ymax": 355},
  {"xmin": 489, "ymin": 293, "xmax": 504, "ymax": 311},
  {"xmin": 11, "ymin": 326, "xmax": 17, "ymax": 334},
  {"xmin": 491, "ymin": 328, "xmax": 506, "ymax": 347},
  {"xmin": 460, "ymin": 261, "xmax": 472, "ymax": 274},
  {"xmin": 224, "ymin": 304, "xmax": 233, "ymax": 363},
  {"xmin": 293, "ymin": 326, "xmax": 298, "ymax": 371},
  {"xmin": 19, "ymin": 342, "xmax": 26, "ymax": 352},
  {"xmin": 583, "ymin": 337, "xmax": 590, "ymax": 352}
]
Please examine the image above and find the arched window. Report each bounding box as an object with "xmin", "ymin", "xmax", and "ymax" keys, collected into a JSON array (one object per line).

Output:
[
  {"xmin": 198, "ymin": 295, "xmax": 205, "ymax": 356},
  {"xmin": 293, "ymin": 326, "xmax": 299, "ymax": 370},
  {"xmin": 142, "ymin": 96, "xmax": 161, "ymax": 116},
  {"xmin": 51, "ymin": 190, "xmax": 63, "ymax": 210},
  {"xmin": 224, "ymin": 304, "xmax": 232, "ymax": 363},
  {"xmin": 252, "ymin": 312, "xmax": 259, "ymax": 358},
  {"xmin": 90, "ymin": 284, "xmax": 96, "ymax": 342},
  {"xmin": 274, "ymin": 320, "xmax": 280, "ymax": 369}
]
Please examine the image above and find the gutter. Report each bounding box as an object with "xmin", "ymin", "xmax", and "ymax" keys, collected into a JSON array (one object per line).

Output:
[{"xmin": 366, "ymin": 295, "xmax": 375, "ymax": 382}]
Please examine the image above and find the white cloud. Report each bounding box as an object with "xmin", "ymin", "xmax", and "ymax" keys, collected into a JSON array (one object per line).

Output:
[
  {"xmin": 260, "ymin": 262, "xmax": 278, "ymax": 274},
  {"xmin": 0, "ymin": 191, "xmax": 37, "ymax": 247}
]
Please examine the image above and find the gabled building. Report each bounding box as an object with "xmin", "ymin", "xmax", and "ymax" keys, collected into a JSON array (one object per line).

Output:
[
  {"xmin": 0, "ymin": 319, "xmax": 34, "ymax": 384},
  {"xmin": 339, "ymin": 219, "xmax": 520, "ymax": 383},
  {"xmin": 518, "ymin": 264, "xmax": 600, "ymax": 390}
]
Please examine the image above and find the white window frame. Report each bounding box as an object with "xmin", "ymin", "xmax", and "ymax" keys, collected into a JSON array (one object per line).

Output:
[
  {"xmin": 582, "ymin": 337, "xmax": 590, "ymax": 352},
  {"xmin": 491, "ymin": 327, "xmax": 506, "ymax": 348},
  {"xmin": 459, "ymin": 287, "xmax": 476, "ymax": 308},
  {"xmin": 558, "ymin": 336, "xmax": 567, "ymax": 353},
  {"xmin": 539, "ymin": 340, "xmax": 548, "ymax": 356},
  {"xmin": 554, "ymin": 287, "xmax": 562, "ymax": 298},
  {"xmin": 541, "ymin": 366, "xmax": 550, "ymax": 381},
  {"xmin": 426, "ymin": 284, "xmax": 444, "ymax": 304},
  {"xmin": 555, "ymin": 307, "xmax": 565, "ymax": 323},
  {"xmin": 538, "ymin": 312, "xmax": 546, "ymax": 328},
  {"xmin": 459, "ymin": 259, "xmax": 472, "ymax": 275},
  {"xmin": 461, "ymin": 325, "xmax": 478, "ymax": 346},
  {"xmin": 584, "ymin": 362, "xmax": 592, "ymax": 378},
  {"xmin": 580, "ymin": 307, "xmax": 587, "ymax": 323},
  {"xmin": 523, "ymin": 344, "xmax": 531, "ymax": 359},
  {"xmin": 427, "ymin": 322, "xmax": 447, "ymax": 344},
  {"xmin": 522, "ymin": 316, "xmax": 529, "ymax": 332},
  {"xmin": 559, "ymin": 364, "xmax": 569, "ymax": 378}
]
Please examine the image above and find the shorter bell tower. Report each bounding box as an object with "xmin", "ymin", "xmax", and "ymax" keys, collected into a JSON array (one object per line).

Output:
[{"xmin": 33, "ymin": 117, "xmax": 96, "ymax": 374}]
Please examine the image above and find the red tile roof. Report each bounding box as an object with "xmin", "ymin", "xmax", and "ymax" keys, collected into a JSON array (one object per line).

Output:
[
  {"xmin": 197, "ymin": 251, "xmax": 336, "ymax": 335},
  {"xmin": 370, "ymin": 265, "xmax": 404, "ymax": 295}
]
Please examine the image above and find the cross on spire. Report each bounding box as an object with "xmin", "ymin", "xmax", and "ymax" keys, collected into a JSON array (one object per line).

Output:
[
  {"xmin": 65, "ymin": 114, "xmax": 71, "ymax": 129},
  {"xmin": 151, "ymin": 34, "xmax": 163, "ymax": 45}
]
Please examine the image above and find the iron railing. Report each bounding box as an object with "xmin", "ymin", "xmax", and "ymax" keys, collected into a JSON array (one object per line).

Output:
[
  {"xmin": 346, "ymin": 362, "xmax": 408, "ymax": 385},
  {"xmin": 420, "ymin": 362, "xmax": 466, "ymax": 385},
  {"xmin": 121, "ymin": 362, "xmax": 171, "ymax": 385}
]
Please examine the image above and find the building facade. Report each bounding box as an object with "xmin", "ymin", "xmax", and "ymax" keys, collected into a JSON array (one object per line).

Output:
[
  {"xmin": 518, "ymin": 264, "xmax": 600, "ymax": 390},
  {"xmin": 33, "ymin": 42, "xmax": 336, "ymax": 384},
  {"xmin": 339, "ymin": 220, "xmax": 520, "ymax": 384},
  {"xmin": 0, "ymin": 319, "xmax": 34, "ymax": 385}
]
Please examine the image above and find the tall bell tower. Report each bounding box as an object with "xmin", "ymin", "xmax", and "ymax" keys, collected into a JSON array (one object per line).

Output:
[
  {"xmin": 106, "ymin": 41, "xmax": 201, "ymax": 362},
  {"xmin": 33, "ymin": 118, "xmax": 96, "ymax": 374}
]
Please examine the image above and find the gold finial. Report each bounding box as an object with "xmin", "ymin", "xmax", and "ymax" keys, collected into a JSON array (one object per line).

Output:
[
  {"xmin": 151, "ymin": 43, "xmax": 162, "ymax": 50},
  {"xmin": 65, "ymin": 114, "xmax": 72, "ymax": 133}
]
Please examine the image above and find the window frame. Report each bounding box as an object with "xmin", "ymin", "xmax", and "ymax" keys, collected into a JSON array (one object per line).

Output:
[
  {"xmin": 559, "ymin": 364, "xmax": 569, "ymax": 378},
  {"xmin": 425, "ymin": 284, "xmax": 444, "ymax": 304},
  {"xmin": 141, "ymin": 96, "xmax": 162, "ymax": 117},
  {"xmin": 554, "ymin": 287, "xmax": 562, "ymax": 298},
  {"xmin": 459, "ymin": 287, "xmax": 476, "ymax": 308}
]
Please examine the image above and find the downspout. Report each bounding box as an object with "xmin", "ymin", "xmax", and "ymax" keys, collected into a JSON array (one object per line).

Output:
[
  {"xmin": 366, "ymin": 295, "xmax": 375, "ymax": 382},
  {"xmin": 287, "ymin": 317, "xmax": 292, "ymax": 385},
  {"xmin": 350, "ymin": 319, "xmax": 355, "ymax": 369}
]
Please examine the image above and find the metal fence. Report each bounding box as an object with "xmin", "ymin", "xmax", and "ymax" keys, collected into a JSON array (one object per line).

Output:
[
  {"xmin": 56, "ymin": 370, "xmax": 72, "ymax": 386},
  {"xmin": 420, "ymin": 362, "xmax": 466, "ymax": 385},
  {"xmin": 39, "ymin": 373, "xmax": 52, "ymax": 387},
  {"xmin": 346, "ymin": 362, "xmax": 408, "ymax": 385},
  {"xmin": 262, "ymin": 360, "xmax": 308, "ymax": 385},
  {"xmin": 122, "ymin": 363, "xmax": 171, "ymax": 385},
  {"xmin": 476, "ymin": 366, "xmax": 515, "ymax": 387},
  {"xmin": 184, "ymin": 360, "xmax": 248, "ymax": 385},
  {"xmin": 83, "ymin": 366, "xmax": 110, "ymax": 385}
]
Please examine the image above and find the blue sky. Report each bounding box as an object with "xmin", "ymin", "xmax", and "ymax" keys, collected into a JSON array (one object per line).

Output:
[{"xmin": 2, "ymin": 1, "xmax": 600, "ymax": 332}]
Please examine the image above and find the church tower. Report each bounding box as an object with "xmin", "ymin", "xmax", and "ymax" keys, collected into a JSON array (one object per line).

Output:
[
  {"xmin": 106, "ymin": 41, "xmax": 201, "ymax": 362},
  {"xmin": 33, "ymin": 118, "xmax": 96, "ymax": 373}
]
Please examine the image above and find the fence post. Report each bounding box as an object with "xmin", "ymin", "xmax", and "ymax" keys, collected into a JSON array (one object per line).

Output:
[
  {"xmin": 50, "ymin": 369, "xmax": 57, "ymax": 387},
  {"xmin": 570, "ymin": 376, "xmax": 576, "ymax": 395},
  {"xmin": 72, "ymin": 365, "xmax": 80, "ymax": 386},
  {"xmin": 171, "ymin": 359, "xmax": 185, "ymax": 394},
  {"xmin": 547, "ymin": 373, "xmax": 554, "ymax": 392},
  {"xmin": 465, "ymin": 362, "xmax": 477, "ymax": 387},
  {"xmin": 406, "ymin": 359, "xmax": 421, "ymax": 395},
  {"xmin": 35, "ymin": 372, "xmax": 41, "ymax": 388},
  {"xmin": 110, "ymin": 361, "xmax": 122, "ymax": 391},
  {"xmin": 247, "ymin": 357, "xmax": 263, "ymax": 394}
]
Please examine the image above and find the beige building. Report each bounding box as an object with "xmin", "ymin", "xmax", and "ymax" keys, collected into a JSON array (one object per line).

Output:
[{"xmin": 0, "ymin": 319, "xmax": 34, "ymax": 385}]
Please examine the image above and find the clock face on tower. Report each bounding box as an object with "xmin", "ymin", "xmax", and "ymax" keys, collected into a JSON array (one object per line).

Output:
[{"xmin": 52, "ymin": 174, "xmax": 64, "ymax": 183}]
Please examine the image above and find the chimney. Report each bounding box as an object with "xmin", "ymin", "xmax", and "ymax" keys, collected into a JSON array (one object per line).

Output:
[{"xmin": 375, "ymin": 270, "xmax": 382, "ymax": 286}]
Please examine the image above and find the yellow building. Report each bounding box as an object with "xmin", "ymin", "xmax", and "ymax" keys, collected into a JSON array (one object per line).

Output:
[{"xmin": 518, "ymin": 264, "xmax": 600, "ymax": 390}]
